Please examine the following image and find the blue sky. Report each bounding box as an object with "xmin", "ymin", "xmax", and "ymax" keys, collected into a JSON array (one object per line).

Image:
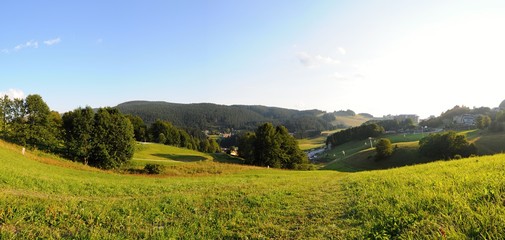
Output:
[{"xmin": 2, "ymin": 1, "xmax": 505, "ymax": 118}]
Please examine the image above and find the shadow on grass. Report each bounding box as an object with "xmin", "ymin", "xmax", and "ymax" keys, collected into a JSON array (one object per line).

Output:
[
  {"xmin": 152, "ymin": 154, "xmax": 207, "ymax": 162},
  {"xmin": 211, "ymin": 153, "xmax": 245, "ymax": 164},
  {"xmin": 323, "ymin": 147, "xmax": 435, "ymax": 173}
]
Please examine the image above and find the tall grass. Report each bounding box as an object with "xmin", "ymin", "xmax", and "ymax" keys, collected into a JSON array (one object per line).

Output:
[
  {"xmin": 341, "ymin": 154, "xmax": 505, "ymax": 239},
  {"xmin": 1, "ymin": 139, "xmax": 505, "ymax": 238}
]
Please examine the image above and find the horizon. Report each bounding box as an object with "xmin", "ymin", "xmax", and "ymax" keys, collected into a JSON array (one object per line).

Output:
[{"xmin": 2, "ymin": 1, "xmax": 505, "ymax": 119}]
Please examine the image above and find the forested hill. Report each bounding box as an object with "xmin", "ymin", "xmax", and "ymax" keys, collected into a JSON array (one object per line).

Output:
[{"xmin": 116, "ymin": 101, "xmax": 334, "ymax": 133}]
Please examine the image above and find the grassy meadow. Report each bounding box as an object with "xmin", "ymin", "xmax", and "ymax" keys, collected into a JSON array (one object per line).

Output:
[{"xmin": 2, "ymin": 137, "xmax": 505, "ymax": 238}]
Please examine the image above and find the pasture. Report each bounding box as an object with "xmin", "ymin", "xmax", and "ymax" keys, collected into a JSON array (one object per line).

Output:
[{"xmin": 1, "ymin": 139, "xmax": 505, "ymax": 238}]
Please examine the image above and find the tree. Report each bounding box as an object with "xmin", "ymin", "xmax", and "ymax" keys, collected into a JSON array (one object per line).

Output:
[
  {"xmin": 475, "ymin": 115, "xmax": 491, "ymax": 129},
  {"xmin": 254, "ymin": 123, "xmax": 281, "ymax": 168},
  {"xmin": 126, "ymin": 115, "xmax": 147, "ymax": 142},
  {"xmin": 238, "ymin": 123, "xmax": 308, "ymax": 169},
  {"xmin": 375, "ymin": 138, "xmax": 393, "ymax": 160},
  {"xmin": 0, "ymin": 95, "xmax": 12, "ymax": 134},
  {"xmin": 326, "ymin": 123, "xmax": 384, "ymax": 148},
  {"xmin": 90, "ymin": 108, "xmax": 135, "ymax": 169},
  {"xmin": 8, "ymin": 95, "xmax": 61, "ymax": 151},
  {"xmin": 274, "ymin": 125, "xmax": 307, "ymax": 169},
  {"xmin": 62, "ymin": 107, "xmax": 135, "ymax": 169},
  {"xmin": 237, "ymin": 131, "xmax": 255, "ymax": 163},
  {"xmin": 419, "ymin": 131, "xmax": 477, "ymax": 160},
  {"xmin": 208, "ymin": 138, "xmax": 221, "ymax": 153},
  {"xmin": 62, "ymin": 107, "xmax": 95, "ymax": 164}
]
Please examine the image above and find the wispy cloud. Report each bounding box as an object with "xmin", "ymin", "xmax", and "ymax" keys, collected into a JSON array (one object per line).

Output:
[
  {"xmin": 1, "ymin": 89, "xmax": 25, "ymax": 99},
  {"xmin": 296, "ymin": 51, "xmax": 340, "ymax": 68},
  {"xmin": 2, "ymin": 37, "xmax": 61, "ymax": 53},
  {"xmin": 14, "ymin": 40, "xmax": 38, "ymax": 51},
  {"xmin": 338, "ymin": 47, "xmax": 346, "ymax": 55},
  {"xmin": 96, "ymin": 38, "xmax": 103, "ymax": 44},
  {"xmin": 44, "ymin": 37, "xmax": 61, "ymax": 46},
  {"xmin": 334, "ymin": 72, "xmax": 347, "ymax": 80},
  {"xmin": 315, "ymin": 55, "xmax": 340, "ymax": 65}
]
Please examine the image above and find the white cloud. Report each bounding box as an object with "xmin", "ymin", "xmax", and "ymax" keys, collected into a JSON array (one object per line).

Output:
[
  {"xmin": 1, "ymin": 49, "xmax": 8, "ymax": 54},
  {"xmin": 296, "ymin": 51, "xmax": 340, "ymax": 68},
  {"xmin": 1, "ymin": 89, "xmax": 25, "ymax": 99},
  {"xmin": 337, "ymin": 47, "xmax": 346, "ymax": 55},
  {"xmin": 14, "ymin": 40, "xmax": 38, "ymax": 51},
  {"xmin": 315, "ymin": 55, "xmax": 340, "ymax": 65},
  {"xmin": 353, "ymin": 73, "xmax": 365, "ymax": 79},
  {"xmin": 44, "ymin": 37, "xmax": 61, "ymax": 46},
  {"xmin": 296, "ymin": 52, "xmax": 314, "ymax": 67},
  {"xmin": 96, "ymin": 38, "xmax": 103, "ymax": 44},
  {"xmin": 333, "ymin": 72, "xmax": 346, "ymax": 80}
]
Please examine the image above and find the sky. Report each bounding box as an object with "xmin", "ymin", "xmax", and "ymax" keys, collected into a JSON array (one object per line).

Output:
[{"xmin": 1, "ymin": 0, "xmax": 505, "ymax": 118}]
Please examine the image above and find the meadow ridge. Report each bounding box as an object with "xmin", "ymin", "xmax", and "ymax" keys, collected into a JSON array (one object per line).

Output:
[{"xmin": 1, "ymin": 139, "xmax": 505, "ymax": 238}]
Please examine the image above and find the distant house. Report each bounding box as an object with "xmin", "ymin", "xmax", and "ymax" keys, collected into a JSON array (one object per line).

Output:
[{"xmin": 453, "ymin": 114, "xmax": 476, "ymax": 126}]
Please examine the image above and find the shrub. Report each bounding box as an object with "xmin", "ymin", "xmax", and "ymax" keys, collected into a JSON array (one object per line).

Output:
[
  {"xmin": 375, "ymin": 138, "xmax": 393, "ymax": 160},
  {"xmin": 144, "ymin": 164, "xmax": 164, "ymax": 174}
]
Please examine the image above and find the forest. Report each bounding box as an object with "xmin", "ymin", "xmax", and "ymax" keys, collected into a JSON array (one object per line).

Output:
[{"xmin": 116, "ymin": 101, "xmax": 334, "ymax": 136}]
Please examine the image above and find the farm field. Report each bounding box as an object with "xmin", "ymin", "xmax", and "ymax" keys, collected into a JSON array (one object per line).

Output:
[{"xmin": 1, "ymin": 139, "xmax": 505, "ymax": 238}]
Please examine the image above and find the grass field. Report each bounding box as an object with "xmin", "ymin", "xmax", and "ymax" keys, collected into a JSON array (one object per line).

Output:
[
  {"xmin": 2, "ymin": 139, "xmax": 505, "ymax": 238},
  {"xmin": 125, "ymin": 143, "xmax": 250, "ymax": 176},
  {"xmin": 332, "ymin": 114, "xmax": 371, "ymax": 127},
  {"xmin": 297, "ymin": 136, "xmax": 326, "ymax": 151}
]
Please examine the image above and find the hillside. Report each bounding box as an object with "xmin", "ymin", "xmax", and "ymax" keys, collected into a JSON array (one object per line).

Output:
[
  {"xmin": 115, "ymin": 101, "xmax": 332, "ymax": 132},
  {"xmin": 1, "ymin": 139, "xmax": 505, "ymax": 238},
  {"xmin": 320, "ymin": 130, "xmax": 505, "ymax": 172},
  {"xmin": 116, "ymin": 101, "xmax": 374, "ymax": 135}
]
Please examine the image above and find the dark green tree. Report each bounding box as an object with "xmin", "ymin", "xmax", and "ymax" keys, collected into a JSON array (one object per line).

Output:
[
  {"xmin": 375, "ymin": 138, "xmax": 393, "ymax": 160},
  {"xmin": 8, "ymin": 95, "xmax": 61, "ymax": 151},
  {"xmin": 239, "ymin": 123, "xmax": 308, "ymax": 169},
  {"xmin": 126, "ymin": 115, "xmax": 147, "ymax": 142},
  {"xmin": 419, "ymin": 131, "xmax": 477, "ymax": 159},
  {"xmin": 254, "ymin": 123, "xmax": 281, "ymax": 168},
  {"xmin": 62, "ymin": 107, "xmax": 95, "ymax": 164},
  {"xmin": 274, "ymin": 125, "xmax": 308, "ymax": 169},
  {"xmin": 237, "ymin": 131, "xmax": 255, "ymax": 163},
  {"xmin": 89, "ymin": 108, "xmax": 135, "ymax": 169}
]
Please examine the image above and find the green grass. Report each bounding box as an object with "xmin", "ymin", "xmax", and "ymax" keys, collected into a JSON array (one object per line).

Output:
[
  {"xmin": 323, "ymin": 142, "xmax": 433, "ymax": 172},
  {"xmin": 133, "ymin": 143, "xmax": 214, "ymax": 163},
  {"xmin": 297, "ymin": 136, "xmax": 326, "ymax": 151},
  {"xmin": 125, "ymin": 143, "xmax": 250, "ymax": 176},
  {"xmin": 2, "ymin": 139, "xmax": 505, "ymax": 238},
  {"xmin": 384, "ymin": 132, "xmax": 429, "ymax": 143},
  {"xmin": 333, "ymin": 115, "xmax": 371, "ymax": 127},
  {"xmin": 341, "ymin": 154, "xmax": 505, "ymax": 239},
  {"xmin": 297, "ymin": 130, "xmax": 342, "ymax": 151},
  {"xmin": 468, "ymin": 130, "xmax": 505, "ymax": 155}
]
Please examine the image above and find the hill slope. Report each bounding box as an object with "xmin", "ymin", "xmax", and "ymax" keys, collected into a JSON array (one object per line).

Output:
[
  {"xmin": 115, "ymin": 101, "xmax": 335, "ymax": 132},
  {"xmin": 1, "ymin": 139, "xmax": 505, "ymax": 238}
]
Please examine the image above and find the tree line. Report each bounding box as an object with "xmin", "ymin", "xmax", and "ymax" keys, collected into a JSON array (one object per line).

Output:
[
  {"xmin": 116, "ymin": 101, "xmax": 335, "ymax": 137},
  {"xmin": 0, "ymin": 94, "xmax": 220, "ymax": 170},
  {"xmin": 326, "ymin": 123, "xmax": 384, "ymax": 148}
]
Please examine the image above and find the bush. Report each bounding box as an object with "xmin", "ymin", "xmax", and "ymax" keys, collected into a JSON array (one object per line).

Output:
[
  {"xmin": 144, "ymin": 164, "xmax": 164, "ymax": 174},
  {"xmin": 375, "ymin": 138, "xmax": 393, "ymax": 160}
]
